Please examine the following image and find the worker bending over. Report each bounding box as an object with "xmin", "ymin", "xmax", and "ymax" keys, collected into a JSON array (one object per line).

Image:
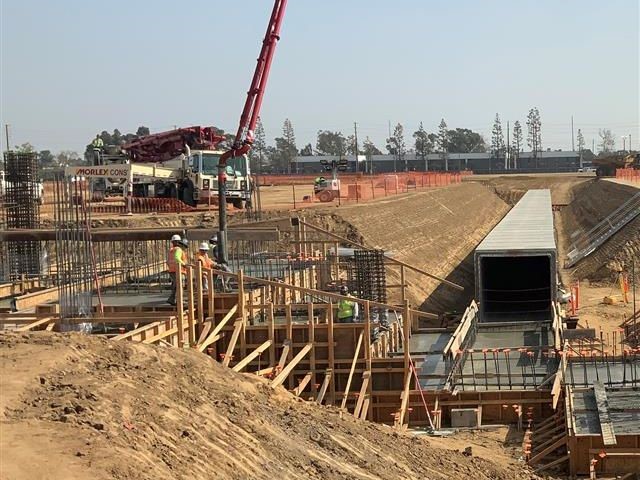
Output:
[
  {"xmin": 166, "ymin": 234, "xmax": 187, "ymax": 305},
  {"xmin": 337, "ymin": 285, "xmax": 359, "ymax": 323}
]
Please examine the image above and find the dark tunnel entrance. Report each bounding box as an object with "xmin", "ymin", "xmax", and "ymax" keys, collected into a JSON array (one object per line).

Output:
[{"xmin": 479, "ymin": 255, "xmax": 553, "ymax": 322}]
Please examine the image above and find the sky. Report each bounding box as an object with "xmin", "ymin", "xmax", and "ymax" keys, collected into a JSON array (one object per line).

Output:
[{"xmin": 1, "ymin": 0, "xmax": 638, "ymax": 155}]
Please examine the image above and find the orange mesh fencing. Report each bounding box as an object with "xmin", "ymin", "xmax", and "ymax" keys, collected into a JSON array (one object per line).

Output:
[{"xmin": 616, "ymin": 168, "xmax": 640, "ymax": 183}]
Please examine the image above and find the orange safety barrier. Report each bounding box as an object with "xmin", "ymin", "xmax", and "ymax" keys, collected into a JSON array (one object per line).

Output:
[
  {"xmin": 257, "ymin": 170, "xmax": 471, "ymax": 187},
  {"xmin": 616, "ymin": 168, "xmax": 640, "ymax": 183}
]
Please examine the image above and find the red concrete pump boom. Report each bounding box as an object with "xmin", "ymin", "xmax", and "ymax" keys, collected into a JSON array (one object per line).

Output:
[
  {"xmin": 220, "ymin": 0, "xmax": 287, "ymax": 163},
  {"xmin": 217, "ymin": 0, "xmax": 288, "ymax": 263}
]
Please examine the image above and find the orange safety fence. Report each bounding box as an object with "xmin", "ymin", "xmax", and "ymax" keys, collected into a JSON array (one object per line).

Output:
[
  {"xmin": 616, "ymin": 168, "xmax": 640, "ymax": 183},
  {"xmin": 257, "ymin": 170, "xmax": 472, "ymax": 187},
  {"xmin": 268, "ymin": 171, "xmax": 470, "ymax": 210}
]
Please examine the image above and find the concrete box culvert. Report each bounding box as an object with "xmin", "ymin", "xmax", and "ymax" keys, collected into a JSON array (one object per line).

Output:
[{"xmin": 474, "ymin": 189, "xmax": 557, "ymax": 323}]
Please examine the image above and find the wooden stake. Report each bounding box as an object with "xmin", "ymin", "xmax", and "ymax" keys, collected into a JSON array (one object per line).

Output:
[
  {"xmin": 353, "ymin": 371, "xmax": 371, "ymax": 418},
  {"xmin": 222, "ymin": 320, "xmax": 243, "ymax": 368},
  {"xmin": 196, "ymin": 262, "xmax": 204, "ymax": 326},
  {"xmin": 176, "ymin": 267, "xmax": 185, "ymax": 347},
  {"xmin": 271, "ymin": 343, "xmax": 313, "ymax": 388},
  {"xmin": 187, "ymin": 266, "xmax": 196, "ymax": 346},
  {"xmin": 268, "ymin": 302, "xmax": 276, "ymax": 366},
  {"xmin": 292, "ymin": 371, "xmax": 312, "ymax": 396},
  {"xmin": 341, "ymin": 331, "xmax": 364, "ymax": 410},
  {"xmin": 316, "ymin": 369, "xmax": 332, "ymax": 404},
  {"xmin": 232, "ymin": 340, "xmax": 272, "ymax": 372}
]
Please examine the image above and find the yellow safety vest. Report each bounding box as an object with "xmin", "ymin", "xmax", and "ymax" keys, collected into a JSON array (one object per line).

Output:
[{"xmin": 338, "ymin": 298, "xmax": 354, "ymax": 319}]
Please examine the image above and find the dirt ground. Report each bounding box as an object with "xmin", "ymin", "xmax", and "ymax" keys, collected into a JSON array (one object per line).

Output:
[{"xmin": 0, "ymin": 332, "xmax": 544, "ymax": 480}]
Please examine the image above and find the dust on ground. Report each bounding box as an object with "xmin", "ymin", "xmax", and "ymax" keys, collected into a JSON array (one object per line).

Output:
[{"xmin": 0, "ymin": 332, "xmax": 543, "ymax": 480}]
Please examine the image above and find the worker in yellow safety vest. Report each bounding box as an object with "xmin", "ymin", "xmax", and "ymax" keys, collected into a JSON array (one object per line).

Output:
[
  {"xmin": 196, "ymin": 242, "xmax": 214, "ymax": 290},
  {"xmin": 337, "ymin": 285, "xmax": 359, "ymax": 323},
  {"xmin": 91, "ymin": 134, "xmax": 104, "ymax": 150},
  {"xmin": 166, "ymin": 234, "xmax": 187, "ymax": 305}
]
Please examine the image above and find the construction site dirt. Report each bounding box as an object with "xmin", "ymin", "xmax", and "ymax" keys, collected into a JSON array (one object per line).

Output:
[
  {"xmin": 2, "ymin": 173, "xmax": 639, "ymax": 479},
  {"xmin": 0, "ymin": 332, "xmax": 544, "ymax": 480}
]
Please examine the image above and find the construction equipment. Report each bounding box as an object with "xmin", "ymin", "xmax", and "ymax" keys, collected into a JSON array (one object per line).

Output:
[
  {"xmin": 592, "ymin": 152, "xmax": 639, "ymax": 177},
  {"xmin": 89, "ymin": 127, "xmax": 252, "ymax": 208},
  {"xmin": 314, "ymin": 158, "xmax": 348, "ymax": 202},
  {"xmin": 216, "ymin": 0, "xmax": 288, "ymax": 263}
]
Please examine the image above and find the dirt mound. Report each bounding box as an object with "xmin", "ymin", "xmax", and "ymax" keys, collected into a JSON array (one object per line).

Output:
[
  {"xmin": 305, "ymin": 183, "xmax": 510, "ymax": 314},
  {"xmin": 0, "ymin": 332, "xmax": 541, "ymax": 480},
  {"xmin": 558, "ymin": 180, "xmax": 640, "ymax": 282}
]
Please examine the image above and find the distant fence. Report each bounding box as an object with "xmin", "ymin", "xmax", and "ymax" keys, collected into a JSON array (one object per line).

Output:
[
  {"xmin": 257, "ymin": 171, "xmax": 472, "ymax": 209},
  {"xmin": 616, "ymin": 168, "xmax": 640, "ymax": 183}
]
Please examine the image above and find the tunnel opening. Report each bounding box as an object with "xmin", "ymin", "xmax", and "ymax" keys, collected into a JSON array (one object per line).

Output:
[{"xmin": 479, "ymin": 255, "xmax": 552, "ymax": 322}]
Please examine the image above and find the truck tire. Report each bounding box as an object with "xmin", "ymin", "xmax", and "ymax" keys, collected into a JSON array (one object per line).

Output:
[
  {"xmin": 179, "ymin": 179, "xmax": 196, "ymax": 206},
  {"xmin": 318, "ymin": 190, "xmax": 333, "ymax": 202},
  {"xmin": 231, "ymin": 198, "xmax": 244, "ymax": 209}
]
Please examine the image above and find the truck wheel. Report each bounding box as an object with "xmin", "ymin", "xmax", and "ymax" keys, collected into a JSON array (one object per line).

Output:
[
  {"xmin": 180, "ymin": 180, "xmax": 196, "ymax": 206},
  {"xmin": 231, "ymin": 198, "xmax": 244, "ymax": 209},
  {"xmin": 318, "ymin": 190, "xmax": 333, "ymax": 202}
]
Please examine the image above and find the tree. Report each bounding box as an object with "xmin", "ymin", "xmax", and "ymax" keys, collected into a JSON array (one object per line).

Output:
[
  {"xmin": 136, "ymin": 126, "xmax": 150, "ymax": 137},
  {"xmin": 273, "ymin": 118, "xmax": 297, "ymax": 173},
  {"xmin": 316, "ymin": 130, "xmax": 346, "ymax": 156},
  {"xmin": 299, "ymin": 143, "xmax": 313, "ymax": 156},
  {"xmin": 252, "ymin": 118, "xmax": 267, "ymax": 173},
  {"xmin": 346, "ymin": 134, "xmax": 362, "ymax": 156},
  {"xmin": 15, "ymin": 142, "xmax": 35, "ymax": 153},
  {"xmin": 362, "ymin": 137, "xmax": 382, "ymax": 156},
  {"xmin": 447, "ymin": 128, "xmax": 486, "ymax": 153},
  {"xmin": 386, "ymin": 123, "xmax": 406, "ymax": 171},
  {"xmin": 526, "ymin": 108, "xmax": 542, "ymax": 163},
  {"xmin": 437, "ymin": 119, "xmax": 449, "ymax": 170},
  {"xmin": 598, "ymin": 129, "xmax": 615, "ymax": 153},
  {"xmin": 39, "ymin": 150, "xmax": 55, "ymax": 166},
  {"xmin": 512, "ymin": 121, "xmax": 523, "ymax": 168},
  {"xmin": 413, "ymin": 122, "xmax": 433, "ymax": 170},
  {"xmin": 491, "ymin": 113, "xmax": 505, "ymax": 161},
  {"xmin": 56, "ymin": 150, "xmax": 82, "ymax": 166}
]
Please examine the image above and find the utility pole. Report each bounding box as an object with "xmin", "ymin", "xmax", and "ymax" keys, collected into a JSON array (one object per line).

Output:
[
  {"xmin": 353, "ymin": 121, "xmax": 359, "ymax": 173},
  {"xmin": 592, "ymin": 139, "xmax": 595, "ymax": 154},
  {"xmin": 4, "ymin": 124, "xmax": 10, "ymax": 152},
  {"xmin": 571, "ymin": 116, "xmax": 575, "ymax": 151}
]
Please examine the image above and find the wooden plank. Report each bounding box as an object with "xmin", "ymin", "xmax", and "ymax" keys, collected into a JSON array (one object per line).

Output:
[
  {"xmin": 396, "ymin": 369, "xmax": 412, "ymax": 427},
  {"xmin": 529, "ymin": 436, "xmax": 567, "ymax": 465},
  {"xmin": 15, "ymin": 316, "xmax": 54, "ymax": 332},
  {"xmin": 278, "ymin": 340, "xmax": 291, "ymax": 370},
  {"xmin": 222, "ymin": 320, "xmax": 244, "ymax": 368},
  {"xmin": 268, "ymin": 303, "xmax": 276, "ymax": 366},
  {"xmin": 353, "ymin": 371, "xmax": 371, "ymax": 419},
  {"xmin": 327, "ymin": 301, "xmax": 335, "ymax": 405},
  {"xmin": 196, "ymin": 304, "xmax": 237, "ymax": 352},
  {"xmin": 316, "ymin": 369, "xmax": 332, "ymax": 404},
  {"xmin": 176, "ymin": 267, "xmax": 185, "ymax": 347},
  {"xmin": 196, "ymin": 321, "xmax": 212, "ymax": 345},
  {"xmin": 534, "ymin": 454, "xmax": 569, "ymax": 473},
  {"xmin": 270, "ymin": 343, "xmax": 313, "ymax": 388},
  {"xmin": 309, "ymin": 303, "xmax": 317, "ymax": 395},
  {"xmin": 292, "ymin": 372, "xmax": 312, "ymax": 397},
  {"xmin": 594, "ymin": 381, "xmax": 617, "ymax": 446},
  {"xmin": 359, "ymin": 398, "xmax": 370, "ymax": 420},
  {"xmin": 186, "ymin": 267, "xmax": 196, "ymax": 346},
  {"xmin": 232, "ymin": 340, "xmax": 273, "ymax": 372},
  {"xmin": 196, "ymin": 262, "xmax": 204, "ymax": 326},
  {"xmin": 340, "ymin": 331, "xmax": 364, "ymax": 410},
  {"xmin": 111, "ymin": 321, "xmax": 162, "ymax": 341}
]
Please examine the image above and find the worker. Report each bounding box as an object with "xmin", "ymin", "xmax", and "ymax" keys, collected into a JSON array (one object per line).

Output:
[
  {"xmin": 196, "ymin": 242, "xmax": 214, "ymax": 290},
  {"xmin": 337, "ymin": 285, "xmax": 359, "ymax": 323},
  {"xmin": 166, "ymin": 234, "xmax": 187, "ymax": 305},
  {"xmin": 91, "ymin": 134, "xmax": 104, "ymax": 150}
]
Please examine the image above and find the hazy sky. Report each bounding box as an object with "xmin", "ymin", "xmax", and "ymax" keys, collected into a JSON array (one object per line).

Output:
[{"xmin": 1, "ymin": 0, "xmax": 638, "ymax": 154}]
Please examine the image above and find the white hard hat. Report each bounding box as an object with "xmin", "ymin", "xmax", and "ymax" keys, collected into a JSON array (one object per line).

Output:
[
  {"xmin": 199, "ymin": 242, "xmax": 209, "ymax": 251},
  {"xmin": 171, "ymin": 234, "xmax": 181, "ymax": 242}
]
